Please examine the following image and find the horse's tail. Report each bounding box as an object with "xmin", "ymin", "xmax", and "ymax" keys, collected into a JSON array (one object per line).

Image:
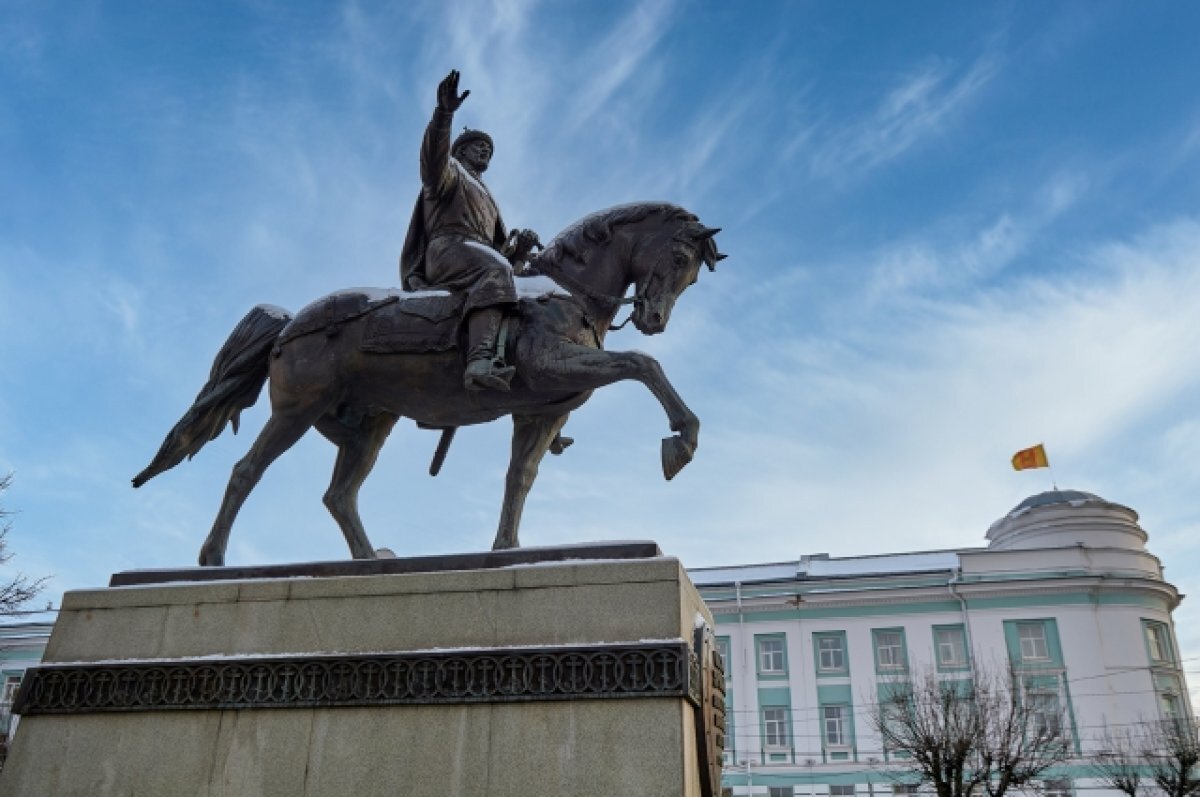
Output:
[{"xmin": 132, "ymin": 304, "xmax": 293, "ymax": 488}]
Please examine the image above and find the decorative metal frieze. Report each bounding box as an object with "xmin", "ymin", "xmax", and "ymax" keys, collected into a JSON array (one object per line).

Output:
[{"xmin": 13, "ymin": 641, "xmax": 697, "ymax": 716}]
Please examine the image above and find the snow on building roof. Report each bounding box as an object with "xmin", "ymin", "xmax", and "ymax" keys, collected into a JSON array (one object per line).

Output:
[
  {"xmin": 1007, "ymin": 489, "xmax": 1111, "ymax": 516},
  {"xmin": 688, "ymin": 562, "xmax": 798, "ymax": 586},
  {"xmin": 688, "ymin": 550, "xmax": 965, "ymax": 586},
  {"xmin": 803, "ymin": 550, "xmax": 961, "ymax": 577}
]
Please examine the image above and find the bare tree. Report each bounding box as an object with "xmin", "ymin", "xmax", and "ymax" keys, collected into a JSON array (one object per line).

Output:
[
  {"xmin": 0, "ymin": 473, "xmax": 47, "ymax": 614},
  {"xmin": 1092, "ymin": 728, "xmax": 1143, "ymax": 797},
  {"xmin": 1150, "ymin": 719, "xmax": 1200, "ymax": 797},
  {"xmin": 1096, "ymin": 719, "xmax": 1200, "ymax": 797},
  {"xmin": 870, "ymin": 664, "xmax": 1073, "ymax": 797}
]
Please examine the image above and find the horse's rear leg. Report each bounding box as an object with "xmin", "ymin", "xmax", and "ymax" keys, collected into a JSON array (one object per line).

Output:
[
  {"xmin": 317, "ymin": 412, "xmax": 398, "ymax": 559},
  {"xmin": 198, "ymin": 406, "xmax": 323, "ymax": 566},
  {"xmin": 493, "ymin": 412, "xmax": 570, "ymax": 550}
]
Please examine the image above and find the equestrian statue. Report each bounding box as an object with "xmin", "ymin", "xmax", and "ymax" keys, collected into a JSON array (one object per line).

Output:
[{"xmin": 132, "ymin": 70, "xmax": 726, "ymax": 566}]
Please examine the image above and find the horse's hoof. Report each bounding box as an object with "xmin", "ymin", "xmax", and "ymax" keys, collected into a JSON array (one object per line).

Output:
[
  {"xmin": 661, "ymin": 435, "xmax": 694, "ymax": 481},
  {"xmin": 198, "ymin": 550, "xmax": 224, "ymax": 567}
]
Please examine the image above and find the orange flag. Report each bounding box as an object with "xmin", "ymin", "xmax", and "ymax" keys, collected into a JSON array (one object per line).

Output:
[{"xmin": 1012, "ymin": 443, "xmax": 1049, "ymax": 471}]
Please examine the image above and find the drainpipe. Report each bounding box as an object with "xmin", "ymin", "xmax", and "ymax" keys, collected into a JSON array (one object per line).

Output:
[
  {"xmin": 736, "ymin": 580, "xmax": 746, "ymax": 769},
  {"xmin": 736, "ymin": 580, "xmax": 747, "ymax": 682},
  {"xmin": 736, "ymin": 580, "xmax": 746, "ymax": 645},
  {"xmin": 947, "ymin": 568, "xmax": 979, "ymax": 681}
]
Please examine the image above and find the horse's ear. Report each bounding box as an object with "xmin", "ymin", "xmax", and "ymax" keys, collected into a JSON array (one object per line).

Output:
[
  {"xmin": 706, "ymin": 251, "xmax": 727, "ymax": 271},
  {"xmin": 685, "ymin": 221, "xmax": 723, "ymax": 270}
]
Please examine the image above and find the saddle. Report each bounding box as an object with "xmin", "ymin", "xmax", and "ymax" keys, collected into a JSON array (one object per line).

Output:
[{"xmin": 273, "ymin": 277, "xmax": 570, "ymax": 357}]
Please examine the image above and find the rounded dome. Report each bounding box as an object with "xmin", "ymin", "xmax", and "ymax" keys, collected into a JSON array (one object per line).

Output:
[{"xmin": 986, "ymin": 489, "xmax": 1146, "ymax": 551}]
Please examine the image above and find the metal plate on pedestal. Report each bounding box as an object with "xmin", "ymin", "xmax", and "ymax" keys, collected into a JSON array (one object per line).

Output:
[{"xmin": 692, "ymin": 621, "xmax": 726, "ymax": 797}]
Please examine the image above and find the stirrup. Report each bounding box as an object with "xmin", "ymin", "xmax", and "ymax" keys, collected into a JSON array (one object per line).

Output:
[{"xmin": 464, "ymin": 359, "xmax": 515, "ymax": 392}]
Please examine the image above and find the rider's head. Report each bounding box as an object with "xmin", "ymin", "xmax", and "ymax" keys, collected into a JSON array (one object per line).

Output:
[{"xmin": 453, "ymin": 128, "xmax": 493, "ymax": 174}]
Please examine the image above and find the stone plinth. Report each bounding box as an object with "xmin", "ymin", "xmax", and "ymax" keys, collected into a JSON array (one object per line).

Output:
[{"xmin": 0, "ymin": 546, "xmax": 720, "ymax": 797}]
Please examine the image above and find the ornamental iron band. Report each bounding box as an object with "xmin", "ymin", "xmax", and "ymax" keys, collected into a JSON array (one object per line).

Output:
[{"xmin": 12, "ymin": 642, "xmax": 697, "ymax": 716}]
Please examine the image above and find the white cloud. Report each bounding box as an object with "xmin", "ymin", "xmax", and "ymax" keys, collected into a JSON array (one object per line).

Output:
[
  {"xmin": 865, "ymin": 170, "xmax": 1089, "ymax": 301},
  {"xmin": 810, "ymin": 51, "xmax": 1001, "ymax": 183},
  {"xmin": 561, "ymin": 0, "xmax": 678, "ymax": 133}
]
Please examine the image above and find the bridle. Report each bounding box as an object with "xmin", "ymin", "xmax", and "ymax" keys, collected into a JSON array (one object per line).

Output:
[
  {"xmin": 532, "ymin": 255, "xmax": 645, "ymax": 332},
  {"xmin": 533, "ymin": 232, "xmax": 683, "ymax": 332}
]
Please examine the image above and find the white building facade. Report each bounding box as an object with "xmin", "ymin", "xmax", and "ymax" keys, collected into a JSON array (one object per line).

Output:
[
  {"xmin": 691, "ymin": 490, "xmax": 1192, "ymax": 797},
  {"xmin": 0, "ymin": 618, "xmax": 54, "ymax": 748}
]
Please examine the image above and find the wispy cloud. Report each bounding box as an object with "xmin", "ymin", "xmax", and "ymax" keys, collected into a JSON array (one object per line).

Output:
[
  {"xmin": 810, "ymin": 51, "xmax": 1002, "ymax": 183},
  {"xmin": 562, "ymin": 0, "xmax": 678, "ymax": 132},
  {"xmin": 101, "ymin": 279, "xmax": 142, "ymax": 339},
  {"xmin": 865, "ymin": 170, "xmax": 1089, "ymax": 301},
  {"xmin": 1174, "ymin": 108, "xmax": 1200, "ymax": 165}
]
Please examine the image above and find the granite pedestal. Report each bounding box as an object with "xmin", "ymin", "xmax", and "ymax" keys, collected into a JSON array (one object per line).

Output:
[{"xmin": 0, "ymin": 543, "xmax": 722, "ymax": 797}]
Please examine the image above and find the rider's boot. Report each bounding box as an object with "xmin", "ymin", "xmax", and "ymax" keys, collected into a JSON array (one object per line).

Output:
[{"xmin": 463, "ymin": 307, "xmax": 516, "ymax": 391}]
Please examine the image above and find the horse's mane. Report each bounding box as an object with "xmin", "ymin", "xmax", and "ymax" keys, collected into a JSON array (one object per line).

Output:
[{"xmin": 535, "ymin": 202, "xmax": 697, "ymax": 269}]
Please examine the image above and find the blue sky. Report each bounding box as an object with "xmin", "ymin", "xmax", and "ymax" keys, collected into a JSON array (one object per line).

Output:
[{"xmin": 2, "ymin": 0, "xmax": 1199, "ymax": 675}]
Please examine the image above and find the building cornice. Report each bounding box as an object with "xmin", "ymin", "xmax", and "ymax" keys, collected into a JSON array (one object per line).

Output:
[{"xmin": 704, "ymin": 573, "xmax": 1180, "ymax": 617}]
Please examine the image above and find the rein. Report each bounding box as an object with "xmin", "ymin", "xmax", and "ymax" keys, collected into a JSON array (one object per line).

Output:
[{"xmin": 532, "ymin": 258, "xmax": 643, "ymax": 331}]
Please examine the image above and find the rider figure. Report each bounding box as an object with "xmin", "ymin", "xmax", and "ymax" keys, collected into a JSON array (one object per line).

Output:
[{"xmin": 400, "ymin": 70, "xmax": 540, "ymax": 392}]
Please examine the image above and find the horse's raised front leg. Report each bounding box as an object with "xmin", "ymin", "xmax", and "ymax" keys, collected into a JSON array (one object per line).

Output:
[
  {"xmin": 527, "ymin": 344, "xmax": 699, "ymax": 480},
  {"xmin": 493, "ymin": 412, "xmax": 570, "ymax": 550},
  {"xmin": 315, "ymin": 411, "xmax": 399, "ymax": 559}
]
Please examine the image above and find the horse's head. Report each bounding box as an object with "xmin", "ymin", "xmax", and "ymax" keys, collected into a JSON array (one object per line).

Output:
[{"xmin": 629, "ymin": 213, "xmax": 725, "ymax": 335}]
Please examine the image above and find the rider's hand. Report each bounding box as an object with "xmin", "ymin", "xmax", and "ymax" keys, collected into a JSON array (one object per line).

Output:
[
  {"xmin": 437, "ymin": 70, "xmax": 469, "ymax": 113},
  {"xmin": 515, "ymin": 229, "xmax": 541, "ymax": 255}
]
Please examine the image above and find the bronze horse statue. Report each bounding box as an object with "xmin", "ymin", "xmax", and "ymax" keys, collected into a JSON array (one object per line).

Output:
[{"xmin": 133, "ymin": 201, "xmax": 724, "ymax": 565}]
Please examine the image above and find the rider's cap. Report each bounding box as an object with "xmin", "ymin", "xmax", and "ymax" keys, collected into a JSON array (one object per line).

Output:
[{"xmin": 453, "ymin": 128, "xmax": 493, "ymax": 155}]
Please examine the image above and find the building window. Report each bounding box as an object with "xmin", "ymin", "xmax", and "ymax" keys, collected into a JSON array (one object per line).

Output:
[
  {"xmin": 1017, "ymin": 622, "xmax": 1050, "ymax": 661},
  {"xmin": 1043, "ymin": 780, "xmax": 1072, "ymax": 797},
  {"xmin": 758, "ymin": 636, "xmax": 787, "ymax": 676},
  {"xmin": 874, "ymin": 629, "xmax": 906, "ymax": 671},
  {"xmin": 710, "ymin": 633, "xmax": 729, "ymax": 676},
  {"xmin": 823, "ymin": 704, "xmax": 849, "ymax": 747},
  {"xmin": 893, "ymin": 786, "xmax": 919, "ymax": 796},
  {"xmin": 710, "ymin": 633, "xmax": 729, "ymax": 667},
  {"xmin": 830, "ymin": 786, "xmax": 856, "ymax": 796},
  {"xmin": 815, "ymin": 632, "xmax": 847, "ymax": 674},
  {"xmin": 1026, "ymin": 691, "xmax": 1062, "ymax": 737},
  {"xmin": 763, "ymin": 707, "xmax": 790, "ymax": 749},
  {"xmin": 0, "ymin": 674, "xmax": 21, "ymax": 735},
  {"xmin": 1161, "ymin": 691, "xmax": 1183, "ymax": 721},
  {"xmin": 769, "ymin": 788, "xmax": 795, "ymax": 797},
  {"xmin": 934, "ymin": 626, "xmax": 968, "ymax": 668},
  {"xmin": 1, "ymin": 675, "xmax": 21, "ymax": 707},
  {"xmin": 1145, "ymin": 622, "xmax": 1174, "ymax": 664}
]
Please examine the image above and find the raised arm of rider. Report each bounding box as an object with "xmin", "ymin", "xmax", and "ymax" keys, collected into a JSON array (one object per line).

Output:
[{"xmin": 419, "ymin": 106, "xmax": 454, "ymax": 196}]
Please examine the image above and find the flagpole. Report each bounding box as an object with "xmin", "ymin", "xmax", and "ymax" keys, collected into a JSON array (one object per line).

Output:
[{"xmin": 1045, "ymin": 445, "xmax": 1058, "ymax": 491}]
